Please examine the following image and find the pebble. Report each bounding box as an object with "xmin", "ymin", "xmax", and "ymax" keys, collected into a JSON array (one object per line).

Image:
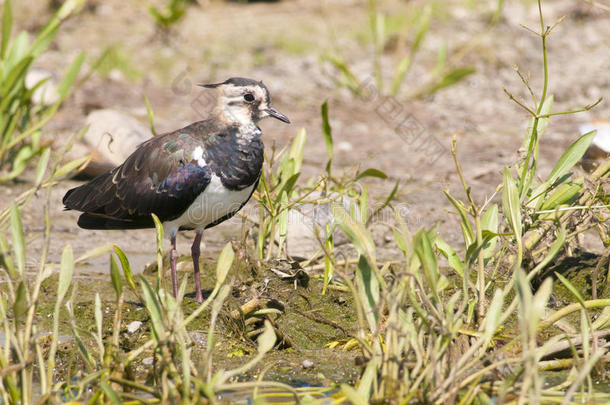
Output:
[
  {"xmin": 25, "ymin": 69, "xmax": 60, "ymax": 106},
  {"xmin": 127, "ymin": 321, "xmax": 143, "ymax": 334},
  {"xmin": 302, "ymin": 359, "xmax": 314, "ymax": 369},
  {"xmin": 142, "ymin": 357, "xmax": 154, "ymax": 366},
  {"xmin": 76, "ymin": 109, "xmax": 151, "ymax": 176},
  {"xmin": 337, "ymin": 141, "xmax": 353, "ymax": 152},
  {"xmin": 286, "ymin": 191, "xmax": 352, "ymax": 259},
  {"xmin": 581, "ymin": 121, "xmax": 610, "ymax": 152}
]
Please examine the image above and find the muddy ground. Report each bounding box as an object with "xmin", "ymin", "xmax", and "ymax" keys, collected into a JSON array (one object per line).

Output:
[{"xmin": 2, "ymin": 0, "xmax": 609, "ymax": 389}]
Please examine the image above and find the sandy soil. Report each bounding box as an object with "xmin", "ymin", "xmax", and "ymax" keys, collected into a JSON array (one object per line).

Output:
[{"xmin": 4, "ymin": 0, "xmax": 609, "ymax": 276}]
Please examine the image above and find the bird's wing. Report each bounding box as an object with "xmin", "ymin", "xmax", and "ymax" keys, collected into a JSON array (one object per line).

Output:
[{"xmin": 63, "ymin": 129, "xmax": 213, "ymax": 229}]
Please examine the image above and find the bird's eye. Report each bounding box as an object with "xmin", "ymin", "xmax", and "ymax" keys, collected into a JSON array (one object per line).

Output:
[{"xmin": 244, "ymin": 93, "xmax": 255, "ymax": 102}]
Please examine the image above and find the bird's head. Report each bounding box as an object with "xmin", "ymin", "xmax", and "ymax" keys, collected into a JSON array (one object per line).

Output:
[{"xmin": 200, "ymin": 77, "xmax": 290, "ymax": 126}]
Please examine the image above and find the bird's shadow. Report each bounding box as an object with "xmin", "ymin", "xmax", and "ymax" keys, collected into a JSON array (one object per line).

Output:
[
  {"xmin": 184, "ymin": 288, "xmax": 213, "ymax": 302},
  {"xmin": 123, "ymin": 288, "xmax": 214, "ymax": 308}
]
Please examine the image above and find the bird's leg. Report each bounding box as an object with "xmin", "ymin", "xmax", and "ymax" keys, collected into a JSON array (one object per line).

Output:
[
  {"xmin": 170, "ymin": 233, "xmax": 179, "ymax": 299},
  {"xmin": 192, "ymin": 231, "xmax": 204, "ymax": 303}
]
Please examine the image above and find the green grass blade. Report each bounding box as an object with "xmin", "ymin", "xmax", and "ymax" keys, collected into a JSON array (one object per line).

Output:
[
  {"xmin": 547, "ymin": 130, "xmax": 596, "ymax": 185},
  {"xmin": 71, "ymin": 324, "xmax": 94, "ymax": 368},
  {"xmin": 215, "ymin": 242, "xmax": 234, "ymax": 284},
  {"xmin": 277, "ymin": 191, "xmax": 288, "ymax": 255},
  {"xmin": 411, "ymin": 6, "xmax": 431, "ymax": 54},
  {"xmin": 13, "ymin": 281, "xmax": 27, "ymax": 322},
  {"xmin": 140, "ymin": 276, "xmax": 166, "ymax": 342},
  {"xmin": 435, "ymin": 237, "xmax": 464, "ymax": 277},
  {"xmin": 324, "ymin": 53, "xmax": 361, "ymax": 94},
  {"xmin": 483, "ymin": 289, "xmax": 503, "ymax": 342},
  {"xmin": 56, "ymin": 52, "xmax": 85, "ymax": 100},
  {"xmin": 356, "ymin": 255, "xmax": 380, "ymax": 331},
  {"xmin": 2, "ymin": 30, "xmax": 27, "ymax": 70},
  {"xmin": 57, "ymin": 244, "xmax": 74, "ymax": 302},
  {"xmin": 274, "ymin": 172, "xmax": 300, "ymax": 204},
  {"xmin": 113, "ymin": 245, "xmax": 137, "ymax": 295},
  {"xmin": 139, "ymin": 276, "xmax": 166, "ymax": 343},
  {"xmin": 341, "ymin": 384, "xmax": 367, "ymax": 405},
  {"xmin": 321, "ymin": 101, "xmax": 333, "ymax": 164},
  {"xmin": 0, "ymin": 233, "xmax": 16, "ymax": 277},
  {"xmin": 355, "ymin": 168, "xmax": 388, "ymax": 181},
  {"xmin": 109, "ymin": 254, "xmax": 123, "ymax": 299},
  {"xmin": 554, "ymin": 272, "xmax": 585, "ymax": 307},
  {"xmin": 481, "ymin": 204, "xmax": 499, "ymax": 259},
  {"xmin": 0, "ymin": 56, "xmax": 32, "ymax": 100},
  {"xmin": 368, "ymin": 180, "xmax": 399, "ymax": 224},
  {"xmin": 426, "ymin": 67, "xmax": 475, "ymax": 96},
  {"xmin": 34, "ymin": 147, "xmax": 51, "ymax": 186},
  {"xmin": 288, "ymin": 128, "xmax": 306, "ymax": 175},
  {"xmin": 528, "ymin": 226, "xmax": 565, "ymax": 279},
  {"xmin": 73, "ymin": 243, "xmax": 113, "ymax": 264},
  {"xmin": 100, "ymin": 381, "xmax": 122, "ymax": 405},
  {"xmin": 144, "ymin": 94, "xmax": 157, "ymax": 136},
  {"xmin": 1, "ymin": 0, "xmax": 12, "ymax": 59},
  {"xmin": 9, "ymin": 203, "xmax": 25, "ymax": 276},
  {"xmin": 415, "ymin": 229, "xmax": 440, "ymax": 302},
  {"xmin": 29, "ymin": 24, "xmax": 59, "ymax": 59},
  {"xmin": 360, "ymin": 186, "xmax": 368, "ymax": 224},
  {"xmin": 531, "ymin": 278, "xmax": 552, "ymax": 330},
  {"xmin": 333, "ymin": 205, "xmax": 376, "ymax": 265},
  {"xmin": 391, "ymin": 56, "xmax": 412, "ymax": 95},
  {"xmin": 257, "ymin": 320, "xmax": 277, "ymax": 354},
  {"xmin": 502, "ymin": 168, "xmax": 522, "ymax": 240},
  {"xmin": 444, "ymin": 190, "xmax": 475, "ymax": 246},
  {"xmin": 52, "ymin": 156, "xmax": 88, "ymax": 179},
  {"xmin": 151, "ymin": 213, "xmax": 164, "ymax": 290},
  {"xmin": 539, "ymin": 180, "xmax": 583, "ymax": 212}
]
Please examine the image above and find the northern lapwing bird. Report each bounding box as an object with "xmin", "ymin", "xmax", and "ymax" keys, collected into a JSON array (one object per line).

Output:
[{"xmin": 63, "ymin": 77, "xmax": 290, "ymax": 302}]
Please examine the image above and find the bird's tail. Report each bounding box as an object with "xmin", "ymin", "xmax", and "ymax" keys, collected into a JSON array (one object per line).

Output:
[
  {"xmin": 62, "ymin": 172, "xmax": 113, "ymax": 212},
  {"xmin": 76, "ymin": 213, "xmax": 154, "ymax": 230}
]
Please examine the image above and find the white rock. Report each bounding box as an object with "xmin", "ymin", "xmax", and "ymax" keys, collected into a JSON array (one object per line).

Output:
[
  {"xmin": 81, "ymin": 109, "xmax": 151, "ymax": 174},
  {"xmin": 285, "ymin": 192, "xmax": 352, "ymax": 259},
  {"xmin": 142, "ymin": 357, "xmax": 154, "ymax": 366},
  {"xmin": 127, "ymin": 320, "xmax": 143, "ymax": 334},
  {"xmin": 302, "ymin": 359, "xmax": 314, "ymax": 369},
  {"xmin": 581, "ymin": 121, "xmax": 610, "ymax": 153},
  {"xmin": 337, "ymin": 141, "xmax": 353, "ymax": 152},
  {"xmin": 25, "ymin": 69, "xmax": 60, "ymax": 106}
]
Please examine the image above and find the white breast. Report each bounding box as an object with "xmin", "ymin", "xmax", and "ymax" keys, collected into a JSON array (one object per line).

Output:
[{"xmin": 163, "ymin": 174, "xmax": 256, "ymax": 238}]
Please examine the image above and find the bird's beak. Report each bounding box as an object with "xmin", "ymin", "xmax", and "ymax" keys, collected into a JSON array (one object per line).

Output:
[{"xmin": 265, "ymin": 107, "xmax": 290, "ymax": 124}]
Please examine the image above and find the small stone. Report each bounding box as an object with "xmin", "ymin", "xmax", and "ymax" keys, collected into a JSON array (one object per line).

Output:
[
  {"xmin": 302, "ymin": 359, "xmax": 314, "ymax": 369},
  {"xmin": 142, "ymin": 357, "xmax": 154, "ymax": 366},
  {"xmin": 285, "ymin": 191, "xmax": 353, "ymax": 260},
  {"xmin": 337, "ymin": 141, "xmax": 353, "ymax": 152},
  {"xmin": 69, "ymin": 109, "xmax": 151, "ymax": 177},
  {"xmin": 581, "ymin": 121, "xmax": 610, "ymax": 152},
  {"xmin": 25, "ymin": 69, "xmax": 60, "ymax": 106},
  {"xmin": 127, "ymin": 321, "xmax": 143, "ymax": 334},
  {"xmin": 580, "ymin": 121, "xmax": 610, "ymax": 172}
]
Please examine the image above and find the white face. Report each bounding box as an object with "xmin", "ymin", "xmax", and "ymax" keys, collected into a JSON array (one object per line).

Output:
[{"xmin": 216, "ymin": 84, "xmax": 270, "ymax": 125}]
